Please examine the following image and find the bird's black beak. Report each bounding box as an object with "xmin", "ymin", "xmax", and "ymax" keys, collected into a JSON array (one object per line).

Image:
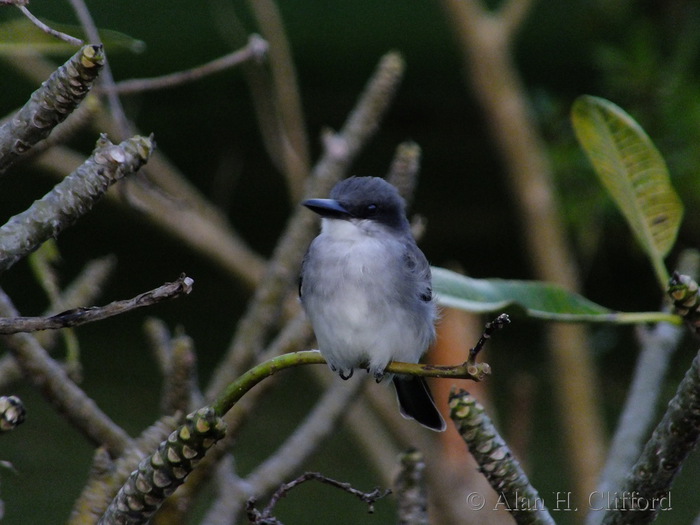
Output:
[{"xmin": 302, "ymin": 198, "xmax": 351, "ymax": 219}]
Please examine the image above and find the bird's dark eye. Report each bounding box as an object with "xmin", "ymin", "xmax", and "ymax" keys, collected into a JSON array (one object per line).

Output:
[{"xmin": 366, "ymin": 203, "xmax": 378, "ymax": 215}]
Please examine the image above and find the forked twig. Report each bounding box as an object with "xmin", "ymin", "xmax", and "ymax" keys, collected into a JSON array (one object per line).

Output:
[{"xmin": 246, "ymin": 472, "xmax": 391, "ymax": 524}]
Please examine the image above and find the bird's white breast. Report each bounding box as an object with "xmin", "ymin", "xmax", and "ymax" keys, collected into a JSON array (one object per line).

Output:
[{"xmin": 302, "ymin": 218, "xmax": 435, "ymax": 377}]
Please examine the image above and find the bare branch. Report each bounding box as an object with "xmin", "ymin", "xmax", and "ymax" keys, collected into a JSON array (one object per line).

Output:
[
  {"xmin": 0, "ymin": 275, "xmax": 193, "ymax": 334},
  {"xmin": 17, "ymin": 5, "xmax": 83, "ymax": 46},
  {"xmin": 247, "ymin": 472, "xmax": 391, "ymax": 523},
  {"xmin": 102, "ymin": 34, "xmax": 268, "ymax": 95}
]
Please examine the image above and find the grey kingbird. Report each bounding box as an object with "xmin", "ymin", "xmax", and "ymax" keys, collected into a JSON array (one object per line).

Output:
[{"xmin": 300, "ymin": 176, "xmax": 446, "ymax": 431}]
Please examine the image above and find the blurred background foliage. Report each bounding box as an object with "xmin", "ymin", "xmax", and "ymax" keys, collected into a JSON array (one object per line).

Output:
[{"xmin": 2, "ymin": 0, "xmax": 700, "ymax": 523}]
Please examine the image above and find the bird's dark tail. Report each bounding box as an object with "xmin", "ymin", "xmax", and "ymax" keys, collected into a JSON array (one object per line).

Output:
[{"xmin": 393, "ymin": 376, "xmax": 446, "ymax": 432}]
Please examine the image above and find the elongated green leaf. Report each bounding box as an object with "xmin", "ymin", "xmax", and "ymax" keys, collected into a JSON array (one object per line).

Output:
[
  {"xmin": 0, "ymin": 18, "xmax": 145, "ymax": 55},
  {"xmin": 432, "ymin": 267, "xmax": 679, "ymax": 324},
  {"xmin": 571, "ymin": 95, "xmax": 683, "ymax": 287}
]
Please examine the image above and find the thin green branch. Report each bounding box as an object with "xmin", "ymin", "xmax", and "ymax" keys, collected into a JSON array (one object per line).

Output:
[
  {"xmin": 211, "ymin": 351, "xmax": 488, "ymax": 417},
  {"xmin": 0, "ymin": 44, "xmax": 103, "ymax": 176}
]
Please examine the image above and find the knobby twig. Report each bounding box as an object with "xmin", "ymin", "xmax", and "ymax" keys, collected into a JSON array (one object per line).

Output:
[
  {"xmin": 449, "ymin": 389, "xmax": 556, "ymax": 525},
  {"xmin": 16, "ymin": 5, "xmax": 84, "ymax": 46},
  {"xmin": 246, "ymin": 472, "xmax": 391, "ymax": 524},
  {"xmin": 155, "ymin": 312, "xmax": 314, "ymax": 522},
  {"xmin": 160, "ymin": 331, "xmax": 199, "ymax": 416},
  {"xmin": 0, "ymin": 274, "xmax": 193, "ymax": 334},
  {"xmin": 0, "ymin": 44, "xmax": 103, "ymax": 176},
  {"xmin": 0, "ymin": 134, "xmax": 155, "ymax": 274},
  {"xmin": 102, "ymin": 34, "xmax": 269, "ymax": 95}
]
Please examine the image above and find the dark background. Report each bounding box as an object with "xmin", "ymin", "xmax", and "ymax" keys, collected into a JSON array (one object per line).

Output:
[{"xmin": 1, "ymin": 0, "xmax": 700, "ymax": 523}]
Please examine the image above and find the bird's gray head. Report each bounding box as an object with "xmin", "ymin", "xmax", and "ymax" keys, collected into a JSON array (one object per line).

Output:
[{"xmin": 303, "ymin": 177, "xmax": 409, "ymax": 231}]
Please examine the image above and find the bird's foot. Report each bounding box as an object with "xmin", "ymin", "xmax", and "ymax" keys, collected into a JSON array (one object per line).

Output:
[{"xmin": 339, "ymin": 369, "xmax": 354, "ymax": 380}]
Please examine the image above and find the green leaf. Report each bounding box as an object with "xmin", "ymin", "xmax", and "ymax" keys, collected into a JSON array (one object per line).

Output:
[
  {"xmin": 0, "ymin": 18, "xmax": 145, "ymax": 55},
  {"xmin": 571, "ymin": 95, "xmax": 683, "ymax": 288},
  {"xmin": 432, "ymin": 267, "xmax": 680, "ymax": 325}
]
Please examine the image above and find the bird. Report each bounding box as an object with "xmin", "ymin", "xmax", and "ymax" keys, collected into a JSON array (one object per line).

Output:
[{"xmin": 299, "ymin": 176, "xmax": 446, "ymax": 431}]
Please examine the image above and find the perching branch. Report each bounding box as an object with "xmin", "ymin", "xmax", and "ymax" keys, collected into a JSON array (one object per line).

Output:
[
  {"xmin": 211, "ymin": 351, "xmax": 489, "ymax": 418},
  {"xmin": 0, "ymin": 44, "xmax": 102, "ymax": 176},
  {"xmin": 0, "ymin": 274, "xmax": 193, "ymax": 334},
  {"xmin": 246, "ymin": 472, "xmax": 391, "ymax": 524},
  {"xmin": 0, "ymin": 134, "xmax": 155, "ymax": 274}
]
